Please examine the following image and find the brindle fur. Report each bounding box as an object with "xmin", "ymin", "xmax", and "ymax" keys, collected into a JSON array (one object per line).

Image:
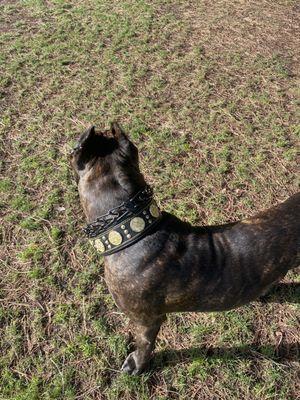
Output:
[{"xmin": 70, "ymin": 123, "xmax": 300, "ymax": 375}]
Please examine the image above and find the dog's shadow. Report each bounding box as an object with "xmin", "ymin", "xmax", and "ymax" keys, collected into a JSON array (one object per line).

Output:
[
  {"xmin": 154, "ymin": 341, "xmax": 299, "ymax": 370},
  {"xmin": 258, "ymin": 282, "xmax": 300, "ymax": 304},
  {"xmin": 153, "ymin": 282, "xmax": 299, "ymax": 370}
]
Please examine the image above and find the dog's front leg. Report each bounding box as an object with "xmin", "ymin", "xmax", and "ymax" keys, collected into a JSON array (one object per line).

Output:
[{"xmin": 121, "ymin": 316, "xmax": 165, "ymax": 375}]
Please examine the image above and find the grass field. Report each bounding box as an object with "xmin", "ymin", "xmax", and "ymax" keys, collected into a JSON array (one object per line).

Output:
[{"xmin": 1, "ymin": 0, "xmax": 299, "ymax": 399}]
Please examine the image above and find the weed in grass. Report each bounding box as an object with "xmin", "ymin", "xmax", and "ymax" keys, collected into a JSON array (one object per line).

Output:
[{"xmin": 18, "ymin": 243, "xmax": 44, "ymax": 263}]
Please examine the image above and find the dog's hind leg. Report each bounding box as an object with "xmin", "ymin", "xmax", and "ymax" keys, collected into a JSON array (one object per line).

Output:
[{"xmin": 121, "ymin": 315, "xmax": 165, "ymax": 375}]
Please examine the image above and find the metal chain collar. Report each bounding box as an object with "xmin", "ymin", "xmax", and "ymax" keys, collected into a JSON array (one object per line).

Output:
[{"xmin": 83, "ymin": 185, "xmax": 154, "ymax": 238}]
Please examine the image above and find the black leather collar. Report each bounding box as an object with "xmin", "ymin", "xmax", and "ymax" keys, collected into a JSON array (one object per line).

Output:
[{"xmin": 83, "ymin": 186, "xmax": 162, "ymax": 256}]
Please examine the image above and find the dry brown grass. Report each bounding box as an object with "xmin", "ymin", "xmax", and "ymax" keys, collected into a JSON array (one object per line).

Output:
[{"xmin": 0, "ymin": 0, "xmax": 299, "ymax": 399}]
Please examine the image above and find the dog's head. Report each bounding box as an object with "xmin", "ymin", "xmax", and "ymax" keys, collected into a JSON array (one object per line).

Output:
[{"xmin": 70, "ymin": 122, "xmax": 146, "ymax": 221}]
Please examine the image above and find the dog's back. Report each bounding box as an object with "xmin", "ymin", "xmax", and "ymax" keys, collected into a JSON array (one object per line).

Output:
[
  {"xmin": 205, "ymin": 192, "xmax": 300, "ymax": 309},
  {"xmin": 138, "ymin": 192, "xmax": 300, "ymax": 314}
]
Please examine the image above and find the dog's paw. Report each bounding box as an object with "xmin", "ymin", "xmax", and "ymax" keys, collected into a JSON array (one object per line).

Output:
[{"xmin": 121, "ymin": 352, "xmax": 145, "ymax": 375}]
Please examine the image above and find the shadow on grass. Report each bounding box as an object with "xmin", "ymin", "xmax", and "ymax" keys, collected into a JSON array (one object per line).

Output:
[
  {"xmin": 154, "ymin": 341, "xmax": 299, "ymax": 370},
  {"xmin": 152, "ymin": 282, "xmax": 300, "ymax": 370},
  {"xmin": 258, "ymin": 282, "xmax": 300, "ymax": 304}
]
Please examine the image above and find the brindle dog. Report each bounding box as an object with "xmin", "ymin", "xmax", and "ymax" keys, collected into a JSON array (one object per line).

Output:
[{"xmin": 70, "ymin": 122, "xmax": 299, "ymax": 375}]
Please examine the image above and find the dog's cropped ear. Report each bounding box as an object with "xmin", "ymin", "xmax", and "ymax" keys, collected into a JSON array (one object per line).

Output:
[
  {"xmin": 111, "ymin": 122, "xmax": 128, "ymax": 143},
  {"xmin": 71, "ymin": 126, "xmax": 96, "ymax": 156},
  {"xmin": 80, "ymin": 125, "xmax": 96, "ymax": 147},
  {"xmin": 110, "ymin": 121, "xmax": 123, "ymax": 136},
  {"xmin": 110, "ymin": 122, "xmax": 133, "ymax": 159}
]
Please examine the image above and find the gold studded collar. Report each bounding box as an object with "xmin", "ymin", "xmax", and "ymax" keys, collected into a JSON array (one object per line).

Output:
[{"xmin": 84, "ymin": 186, "xmax": 162, "ymax": 256}]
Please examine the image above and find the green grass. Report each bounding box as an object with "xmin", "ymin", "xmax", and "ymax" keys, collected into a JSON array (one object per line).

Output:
[{"xmin": 1, "ymin": 0, "xmax": 299, "ymax": 399}]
